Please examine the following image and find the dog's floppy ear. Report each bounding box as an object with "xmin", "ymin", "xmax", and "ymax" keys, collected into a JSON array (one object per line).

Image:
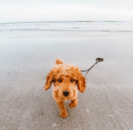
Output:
[
  {"xmin": 56, "ymin": 59, "xmax": 63, "ymax": 64},
  {"xmin": 44, "ymin": 70, "xmax": 54, "ymax": 90},
  {"xmin": 76, "ymin": 70, "xmax": 86, "ymax": 93}
]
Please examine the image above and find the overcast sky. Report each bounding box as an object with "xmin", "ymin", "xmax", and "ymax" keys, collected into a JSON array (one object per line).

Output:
[{"xmin": 0, "ymin": 0, "xmax": 133, "ymax": 22}]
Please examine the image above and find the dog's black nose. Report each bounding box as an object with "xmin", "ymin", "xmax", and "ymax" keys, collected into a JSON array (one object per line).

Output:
[{"xmin": 63, "ymin": 91, "xmax": 69, "ymax": 96}]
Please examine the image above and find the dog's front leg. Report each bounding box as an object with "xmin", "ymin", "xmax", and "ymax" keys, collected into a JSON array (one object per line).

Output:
[
  {"xmin": 69, "ymin": 98, "xmax": 78, "ymax": 108},
  {"xmin": 57, "ymin": 101, "xmax": 68, "ymax": 118}
]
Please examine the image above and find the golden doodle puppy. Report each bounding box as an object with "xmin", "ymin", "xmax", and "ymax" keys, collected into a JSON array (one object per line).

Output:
[{"xmin": 44, "ymin": 59, "xmax": 86, "ymax": 118}]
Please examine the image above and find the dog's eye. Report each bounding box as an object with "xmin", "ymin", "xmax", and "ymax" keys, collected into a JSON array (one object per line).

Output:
[
  {"xmin": 58, "ymin": 79, "xmax": 62, "ymax": 82},
  {"xmin": 71, "ymin": 79, "xmax": 74, "ymax": 82}
]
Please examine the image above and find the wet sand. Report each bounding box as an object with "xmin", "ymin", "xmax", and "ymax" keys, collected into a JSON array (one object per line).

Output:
[{"xmin": 0, "ymin": 33, "xmax": 133, "ymax": 130}]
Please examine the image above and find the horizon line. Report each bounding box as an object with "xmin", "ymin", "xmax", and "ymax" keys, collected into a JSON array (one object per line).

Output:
[{"xmin": 0, "ymin": 20, "xmax": 133, "ymax": 24}]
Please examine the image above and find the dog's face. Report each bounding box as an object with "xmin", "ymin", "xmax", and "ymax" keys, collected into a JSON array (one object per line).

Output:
[
  {"xmin": 44, "ymin": 59, "xmax": 86, "ymax": 99},
  {"xmin": 52, "ymin": 75, "xmax": 77, "ymax": 99}
]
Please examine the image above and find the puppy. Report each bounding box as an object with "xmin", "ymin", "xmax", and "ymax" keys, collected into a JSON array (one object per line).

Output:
[{"xmin": 44, "ymin": 59, "xmax": 86, "ymax": 118}]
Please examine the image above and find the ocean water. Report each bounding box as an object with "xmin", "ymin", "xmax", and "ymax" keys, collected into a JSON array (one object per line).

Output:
[{"xmin": 0, "ymin": 21, "xmax": 133, "ymax": 38}]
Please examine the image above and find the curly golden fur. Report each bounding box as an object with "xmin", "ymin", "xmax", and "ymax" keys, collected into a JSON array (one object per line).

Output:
[{"xmin": 44, "ymin": 59, "xmax": 86, "ymax": 118}]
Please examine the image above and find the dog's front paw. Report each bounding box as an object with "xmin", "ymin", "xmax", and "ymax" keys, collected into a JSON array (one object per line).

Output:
[
  {"xmin": 60, "ymin": 111, "xmax": 68, "ymax": 118},
  {"xmin": 69, "ymin": 102, "xmax": 77, "ymax": 108}
]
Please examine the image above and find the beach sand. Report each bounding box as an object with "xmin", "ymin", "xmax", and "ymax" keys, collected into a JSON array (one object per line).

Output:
[{"xmin": 0, "ymin": 31, "xmax": 133, "ymax": 130}]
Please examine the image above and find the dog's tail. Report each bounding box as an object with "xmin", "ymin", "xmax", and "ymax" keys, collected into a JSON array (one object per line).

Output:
[{"xmin": 56, "ymin": 59, "xmax": 64, "ymax": 64}]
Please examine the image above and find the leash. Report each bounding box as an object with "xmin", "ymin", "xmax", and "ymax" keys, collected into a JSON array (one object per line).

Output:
[{"xmin": 81, "ymin": 58, "xmax": 104, "ymax": 77}]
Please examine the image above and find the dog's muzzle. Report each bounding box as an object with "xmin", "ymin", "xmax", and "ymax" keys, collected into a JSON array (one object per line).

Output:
[{"xmin": 63, "ymin": 91, "xmax": 69, "ymax": 96}]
